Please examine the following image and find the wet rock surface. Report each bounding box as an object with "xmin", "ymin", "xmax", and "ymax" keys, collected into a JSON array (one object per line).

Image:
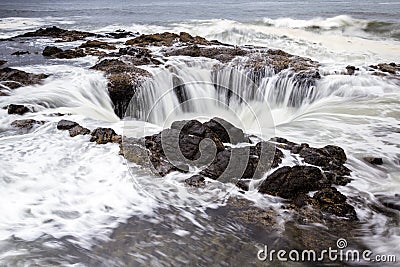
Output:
[
  {"xmin": 364, "ymin": 156, "xmax": 383, "ymax": 165},
  {"xmin": 15, "ymin": 26, "xmax": 97, "ymax": 42},
  {"xmin": 90, "ymin": 127, "xmax": 122, "ymax": 144},
  {"xmin": 57, "ymin": 120, "xmax": 90, "ymax": 137},
  {"xmin": 125, "ymin": 32, "xmax": 218, "ymax": 47},
  {"xmin": 7, "ymin": 104, "xmax": 31, "ymax": 115},
  {"xmin": 0, "ymin": 67, "xmax": 48, "ymax": 90},
  {"xmin": 11, "ymin": 119, "xmax": 45, "ymax": 129},
  {"xmin": 91, "ymin": 59, "xmax": 151, "ymax": 118},
  {"xmin": 42, "ymin": 46, "xmax": 86, "ymax": 59}
]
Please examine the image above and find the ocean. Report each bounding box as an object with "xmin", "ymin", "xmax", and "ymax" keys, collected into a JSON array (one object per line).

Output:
[{"xmin": 0, "ymin": 0, "xmax": 399, "ymax": 266}]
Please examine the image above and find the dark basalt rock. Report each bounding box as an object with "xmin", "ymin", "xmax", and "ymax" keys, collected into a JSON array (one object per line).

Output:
[
  {"xmin": 11, "ymin": 119, "xmax": 44, "ymax": 129},
  {"xmin": 258, "ymin": 166, "xmax": 329, "ymax": 199},
  {"xmin": 91, "ymin": 59, "xmax": 151, "ymax": 118},
  {"xmin": 69, "ymin": 125, "xmax": 90, "ymax": 137},
  {"xmin": 113, "ymin": 47, "xmax": 161, "ymax": 65},
  {"xmin": 165, "ymin": 45, "xmax": 247, "ymax": 63},
  {"xmin": 346, "ymin": 65, "xmax": 359, "ymax": 75},
  {"xmin": 105, "ymin": 29, "xmax": 136, "ymax": 39},
  {"xmin": 185, "ymin": 175, "xmax": 205, "ymax": 187},
  {"xmin": 42, "ymin": 47, "xmax": 86, "ymax": 59},
  {"xmin": 7, "ymin": 104, "xmax": 30, "ymax": 115},
  {"xmin": 203, "ymin": 117, "xmax": 247, "ymax": 144},
  {"xmin": 11, "ymin": 51, "xmax": 30, "ymax": 56},
  {"xmin": 125, "ymin": 32, "xmax": 216, "ymax": 47},
  {"xmin": 42, "ymin": 46, "xmax": 63, "ymax": 57},
  {"xmin": 313, "ymin": 187, "xmax": 357, "ymax": 220},
  {"xmin": 16, "ymin": 26, "xmax": 97, "ymax": 42},
  {"xmin": 0, "ymin": 67, "xmax": 48, "ymax": 89},
  {"xmin": 79, "ymin": 40, "xmax": 116, "ymax": 50},
  {"xmin": 0, "ymin": 60, "xmax": 6, "ymax": 66},
  {"xmin": 271, "ymin": 137, "xmax": 352, "ymax": 186},
  {"xmin": 57, "ymin": 120, "xmax": 79, "ymax": 130},
  {"xmin": 364, "ymin": 156, "xmax": 383, "ymax": 165},
  {"xmin": 90, "ymin": 127, "xmax": 122, "ymax": 144}
]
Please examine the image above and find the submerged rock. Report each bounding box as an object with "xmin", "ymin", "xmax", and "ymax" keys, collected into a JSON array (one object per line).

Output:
[
  {"xmin": 7, "ymin": 104, "xmax": 30, "ymax": 115},
  {"xmin": 11, "ymin": 119, "xmax": 45, "ymax": 129},
  {"xmin": 364, "ymin": 156, "xmax": 383, "ymax": 165},
  {"xmin": 0, "ymin": 67, "xmax": 48, "ymax": 89},
  {"xmin": 11, "ymin": 51, "xmax": 30, "ymax": 56}
]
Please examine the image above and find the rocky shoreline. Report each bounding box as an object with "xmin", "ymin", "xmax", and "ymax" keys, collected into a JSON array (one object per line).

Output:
[{"xmin": 1, "ymin": 26, "xmax": 399, "ymax": 264}]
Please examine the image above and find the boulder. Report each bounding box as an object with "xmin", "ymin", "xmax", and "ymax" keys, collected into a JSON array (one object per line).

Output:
[
  {"xmin": 203, "ymin": 117, "xmax": 248, "ymax": 144},
  {"xmin": 90, "ymin": 127, "xmax": 121, "ymax": 144},
  {"xmin": 0, "ymin": 67, "xmax": 48, "ymax": 89},
  {"xmin": 7, "ymin": 104, "xmax": 30, "ymax": 115},
  {"xmin": 313, "ymin": 187, "xmax": 357, "ymax": 220},
  {"xmin": 185, "ymin": 175, "xmax": 206, "ymax": 187},
  {"xmin": 69, "ymin": 125, "xmax": 90, "ymax": 137},
  {"xmin": 57, "ymin": 120, "xmax": 79, "ymax": 130},
  {"xmin": 42, "ymin": 46, "xmax": 63, "ymax": 57},
  {"xmin": 258, "ymin": 166, "xmax": 329, "ymax": 199},
  {"xmin": 363, "ymin": 157, "xmax": 383, "ymax": 165}
]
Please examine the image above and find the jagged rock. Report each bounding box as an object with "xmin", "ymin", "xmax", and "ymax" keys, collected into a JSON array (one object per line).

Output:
[
  {"xmin": 313, "ymin": 187, "xmax": 357, "ymax": 220},
  {"xmin": 119, "ymin": 138, "xmax": 150, "ymax": 166},
  {"xmin": 126, "ymin": 32, "xmax": 216, "ymax": 47},
  {"xmin": 165, "ymin": 45, "xmax": 247, "ymax": 63},
  {"xmin": 69, "ymin": 125, "xmax": 90, "ymax": 137},
  {"xmin": 16, "ymin": 26, "xmax": 97, "ymax": 42},
  {"xmin": 113, "ymin": 47, "xmax": 161, "ymax": 65},
  {"xmin": 346, "ymin": 65, "xmax": 358, "ymax": 75},
  {"xmin": 0, "ymin": 60, "xmax": 6, "ymax": 66},
  {"xmin": 79, "ymin": 40, "xmax": 116, "ymax": 50},
  {"xmin": 42, "ymin": 46, "xmax": 63, "ymax": 57},
  {"xmin": 105, "ymin": 29, "xmax": 136, "ymax": 39},
  {"xmin": 271, "ymin": 137, "xmax": 351, "ymax": 185},
  {"xmin": 364, "ymin": 157, "xmax": 383, "ymax": 165},
  {"xmin": 90, "ymin": 127, "xmax": 121, "ymax": 144},
  {"xmin": 185, "ymin": 175, "xmax": 205, "ymax": 187},
  {"xmin": 203, "ymin": 117, "xmax": 248, "ymax": 144},
  {"xmin": 11, "ymin": 119, "xmax": 44, "ymax": 129},
  {"xmin": 0, "ymin": 67, "xmax": 48, "ymax": 89},
  {"xmin": 91, "ymin": 59, "xmax": 151, "ymax": 118},
  {"xmin": 7, "ymin": 104, "xmax": 30, "ymax": 115},
  {"xmin": 44, "ymin": 47, "xmax": 86, "ymax": 59},
  {"xmin": 258, "ymin": 166, "xmax": 329, "ymax": 199},
  {"xmin": 11, "ymin": 51, "xmax": 30, "ymax": 56},
  {"xmin": 57, "ymin": 120, "xmax": 79, "ymax": 130}
]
